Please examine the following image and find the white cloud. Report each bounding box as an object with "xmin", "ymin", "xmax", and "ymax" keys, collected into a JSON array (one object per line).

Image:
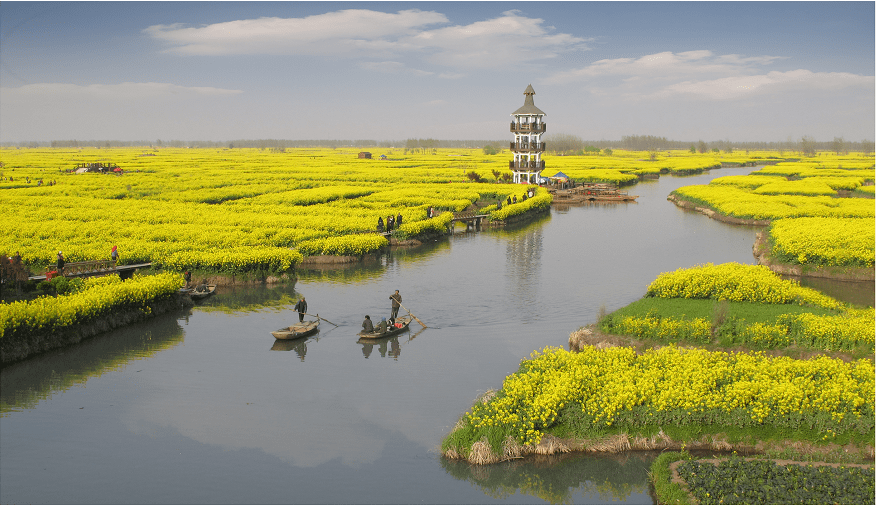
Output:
[
  {"xmin": 144, "ymin": 9, "xmax": 590, "ymax": 70},
  {"xmin": 2, "ymin": 82, "xmax": 242, "ymax": 100},
  {"xmin": 660, "ymin": 70, "xmax": 874, "ymax": 100},
  {"xmin": 356, "ymin": 61, "xmax": 434, "ymax": 77},
  {"xmin": 144, "ymin": 9, "xmax": 449, "ymax": 57},
  {"xmin": 547, "ymin": 50, "xmax": 786, "ymax": 83},
  {"xmin": 403, "ymin": 10, "xmax": 592, "ymax": 68}
]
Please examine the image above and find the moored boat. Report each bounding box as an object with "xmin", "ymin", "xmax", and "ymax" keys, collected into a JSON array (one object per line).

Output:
[
  {"xmin": 272, "ymin": 319, "xmax": 320, "ymax": 340},
  {"xmin": 189, "ymin": 284, "xmax": 216, "ymax": 299},
  {"xmin": 358, "ymin": 315, "xmax": 412, "ymax": 339},
  {"xmin": 548, "ymin": 183, "xmax": 638, "ymax": 203}
]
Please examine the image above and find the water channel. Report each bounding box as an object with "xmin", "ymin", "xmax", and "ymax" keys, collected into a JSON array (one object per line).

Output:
[{"xmin": 2, "ymin": 166, "xmax": 872, "ymax": 504}]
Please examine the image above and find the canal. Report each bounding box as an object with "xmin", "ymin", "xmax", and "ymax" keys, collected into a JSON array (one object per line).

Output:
[{"xmin": 2, "ymin": 166, "xmax": 870, "ymax": 504}]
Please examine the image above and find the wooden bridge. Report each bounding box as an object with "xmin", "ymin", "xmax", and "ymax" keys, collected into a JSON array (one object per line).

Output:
[
  {"xmin": 30, "ymin": 261, "xmax": 152, "ymax": 282},
  {"xmin": 450, "ymin": 211, "xmax": 490, "ymax": 233}
]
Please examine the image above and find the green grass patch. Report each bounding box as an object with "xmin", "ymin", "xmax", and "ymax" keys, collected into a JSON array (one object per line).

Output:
[
  {"xmin": 650, "ymin": 452, "xmax": 694, "ymax": 505},
  {"xmin": 676, "ymin": 455, "xmax": 874, "ymax": 505}
]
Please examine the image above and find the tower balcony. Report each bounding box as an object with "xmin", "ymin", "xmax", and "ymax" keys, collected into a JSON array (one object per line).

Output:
[
  {"xmin": 510, "ymin": 122, "xmax": 546, "ymax": 134},
  {"xmin": 509, "ymin": 160, "xmax": 545, "ymax": 171},
  {"xmin": 510, "ymin": 142, "xmax": 546, "ymax": 153}
]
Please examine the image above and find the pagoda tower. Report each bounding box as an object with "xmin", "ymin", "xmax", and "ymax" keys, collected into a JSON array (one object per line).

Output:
[{"xmin": 509, "ymin": 84, "xmax": 546, "ymax": 184}]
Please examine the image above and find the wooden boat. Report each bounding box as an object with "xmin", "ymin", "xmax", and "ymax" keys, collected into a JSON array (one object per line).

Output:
[
  {"xmin": 358, "ymin": 315, "xmax": 412, "ymax": 339},
  {"xmin": 548, "ymin": 183, "xmax": 638, "ymax": 203},
  {"xmin": 189, "ymin": 284, "xmax": 216, "ymax": 299},
  {"xmin": 272, "ymin": 319, "xmax": 320, "ymax": 340}
]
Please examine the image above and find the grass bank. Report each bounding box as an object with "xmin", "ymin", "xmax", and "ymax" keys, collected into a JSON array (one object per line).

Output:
[
  {"xmin": 441, "ymin": 264, "xmax": 874, "ymax": 469},
  {"xmin": 0, "ymin": 272, "xmax": 190, "ymax": 365}
]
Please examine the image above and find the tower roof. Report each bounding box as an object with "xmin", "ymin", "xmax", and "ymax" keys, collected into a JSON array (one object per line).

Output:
[{"xmin": 511, "ymin": 84, "xmax": 546, "ymax": 116}]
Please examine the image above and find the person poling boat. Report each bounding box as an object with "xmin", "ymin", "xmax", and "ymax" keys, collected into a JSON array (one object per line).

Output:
[
  {"xmin": 389, "ymin": 290, "xmax": 426, "ymax": 328},
  {"xmin": 389, "ymin": 290, "xmax": 402, "ymax": 320},
  {"xmin": 293, "ymin": 297, "xmax": 307, "ymax": 323}
]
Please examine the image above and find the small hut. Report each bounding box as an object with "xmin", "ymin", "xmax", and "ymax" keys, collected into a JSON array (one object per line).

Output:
[{"xmin": 358, "ymin": 152, "xmax": 372, "ymax": 159}]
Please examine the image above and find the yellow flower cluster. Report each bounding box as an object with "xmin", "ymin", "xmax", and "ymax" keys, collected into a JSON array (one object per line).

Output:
[
  {"xmin": 296, "ymin": 234, "xmax": 389, "ymax": 256},
  {"xmin": 1, "ymin": 272, "xmax": 183, "ymax": 338},
  {"xmin": 613, "ymin": 314, "xmax": 712, "ymax": 344},
  {"xmin": 645, "ymin": 263, "xmax": 842, "ymax": 309},
  {"xmin": 673, "ymin": 184, "xmax": 874, "ymax": 220},
  {"xmin": 462, "ymin": 346, "xmax": 874, "ymax": 446},
  {"xmin": 768, "ymin": 217, "xmax": 874, "ymax": 268}
]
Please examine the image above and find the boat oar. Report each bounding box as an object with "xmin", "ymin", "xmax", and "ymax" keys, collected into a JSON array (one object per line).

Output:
[
  {"xmin": 397, "ymin": 301, "xmax": 427, "ymax": 328},
  {"xmin": 304, "ymin": 313, "xmax": 338, "ymax": 326}
]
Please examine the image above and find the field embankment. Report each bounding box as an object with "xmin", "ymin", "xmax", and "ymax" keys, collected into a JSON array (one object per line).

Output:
[{"xmin": 1, "ymin": 273, "xmax": 190, "ymax": 365}]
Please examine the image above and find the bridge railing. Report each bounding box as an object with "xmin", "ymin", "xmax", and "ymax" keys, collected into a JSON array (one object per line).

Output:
[{"xmin": 50, "ymin": 260, "xmax": 116, "ymax": 276}]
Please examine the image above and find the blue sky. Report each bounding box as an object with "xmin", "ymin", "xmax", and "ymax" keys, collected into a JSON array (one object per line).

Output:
[{"xmin": 1, "ymin": 1, "xmax": 873, "ymax": 143}]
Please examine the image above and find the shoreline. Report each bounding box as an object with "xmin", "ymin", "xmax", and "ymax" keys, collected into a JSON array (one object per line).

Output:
[
  {"xmin": 753, "ymin": 231, "xmax": 875, "ymax": 282},
  {"xmin": 441, "ymin": 325, "xmax": 874, "ymax": 465},
  {"xmin": 668, "ymin": 194, "xmax": 875, "ymax": 282},
  {"xmin": 1, "ymin": 291, "xmax": 193, "ymax": 366}
]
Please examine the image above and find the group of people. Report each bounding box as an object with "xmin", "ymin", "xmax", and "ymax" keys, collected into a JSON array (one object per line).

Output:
[
  {"xmin": 377, "ymin": 214, "xmax": 403, "ymax": 233},
  {"xmin": 361, "ymin": 290, "xmax": 403, "ymax": 334},
  {"xmin": 505, "ymin": 189, "xmax": 536, "ymax": 206}
]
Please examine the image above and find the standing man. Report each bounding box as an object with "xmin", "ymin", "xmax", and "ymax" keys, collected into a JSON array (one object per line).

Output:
[
  {"xmin": 294, "ymin": 297, "xmax": 307, "ymax": 323},
  {"xmin": 389, "ymin": 290, "xmax": 402, "ymax": 320},
  {"xmin": 56, "ymin": 251, "xmax": 65, "ymax": 276}
]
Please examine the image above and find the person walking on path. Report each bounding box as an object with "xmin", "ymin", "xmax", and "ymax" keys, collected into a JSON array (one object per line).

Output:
[
  {"xmin": 294, "ymin": 297, "xmax": 307, "ymax": 323},
  {"xmin": 389, "ymin": 290, "xmax": 402, "ymax": 320},
  {"xmin": 111, "ymin": 245, "xmax": 118, "ymax": 264},
  {"xmin": 56, "ymin": 251, "xmax": 65, "ymax": 276}
]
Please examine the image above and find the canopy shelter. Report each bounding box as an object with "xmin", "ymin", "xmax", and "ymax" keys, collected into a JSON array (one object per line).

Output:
[{"xmin": 549, "ymin": 171, "xmax": 569, "ymax": 181}]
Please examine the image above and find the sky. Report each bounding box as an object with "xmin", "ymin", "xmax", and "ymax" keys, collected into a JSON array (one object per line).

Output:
[{"xmin": 1, "ymin": 1, "xmax": 873, "ymax": 143}]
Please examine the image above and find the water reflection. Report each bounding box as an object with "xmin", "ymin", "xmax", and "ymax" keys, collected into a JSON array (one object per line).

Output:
[
  {"xmin": 358, "ymin": 336, "xmax": 402, "ymax": 359},
  {"xmin": 441, "ymin": 452, "xmax": 654, "ymax": 504},
  {"xmin": 193, "ymin": 282, "xmax": 302, "ymax": 313},
  {"xmin": 792, "ymin": 275, "xmax": 874, "ymax": 308},
  {"xmin": 506, "ymin": 225, "xmax": 544, "ymax": 306},
  {"xmin": 356, "ymin": 327, "xmax": 427, "ymax": 360},
  {"xmin": 270, "ymin": 336, "xmax": 314, "ymax": 360},
  {"xmin": 0, "ymin": 311, "xmax": 186, "ymax": 415}
]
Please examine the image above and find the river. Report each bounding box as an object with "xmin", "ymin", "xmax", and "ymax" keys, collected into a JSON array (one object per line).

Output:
[{"xmin": 1, "ymin": 166, "xmax": 871, "ymax": 504}]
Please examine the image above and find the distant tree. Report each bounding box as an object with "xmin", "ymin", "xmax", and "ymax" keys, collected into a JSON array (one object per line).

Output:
[
  {"xmin": 548, "ymin": 133, "xmax": 584, "ymax": 154},
  {"xmin": 689, "ymin": 144, "xmax": 696, "ymax": 154},
  {"xmin": 584, "ymin": 145, "xmax": 601, "ymax": 154},
  {"xmin": 832, "ymin": 136, "xmax": 846, "ymax": 155},
  {"xmin": 697, "ymin": 140, "xmax": 708, "ymax": 154},
  {"xmin": 483, "ymin": 144, "xmax": 498, "ymax": 155},
  {"xmin": 800, "ymin": 135, "xmax": 817, "ymax": 156},
  {"xmin": 622, "ymin": 135, "xmax": 669, "ymax": 151},
  {"xmin": 491, "ymin": 169, "xmax": 502, "ymax": 182},
  {"xmin": 861, "ymin": 139, "xmax": 875, "ymax": 156},
  {"xmin": 602, "ymin": 148, "xmax": 613, "ymax": 156}
]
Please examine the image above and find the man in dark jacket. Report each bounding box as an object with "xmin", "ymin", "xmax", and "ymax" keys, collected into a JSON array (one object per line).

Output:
[
  {"xmin": 362, "ymin": 315, "xmax": 374, "ymax": 333},
  {"xmin": 389, "ymin": 290, "xmax": 401, "ymax": 320},
  {"xmin": 294, "ymin": 297, "xmax": 307, "ymax": 323}
]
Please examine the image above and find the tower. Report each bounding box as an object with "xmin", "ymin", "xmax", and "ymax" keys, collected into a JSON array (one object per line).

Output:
[{"xmin": 509, "ymin": 84, "xmax": 546, "ymax": 184}]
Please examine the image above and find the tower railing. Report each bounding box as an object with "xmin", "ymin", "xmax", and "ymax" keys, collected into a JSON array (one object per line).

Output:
[
  {"xmin": 510, "ymin": 122, "xmax": 546, "ymax": 133},
  {"xmin": 509, "ymin": 142, "xmax": 546, "ymax": 152},
  {"xmin": 509, "ymin": 160, "xmax": 546, "ymax": 170}
]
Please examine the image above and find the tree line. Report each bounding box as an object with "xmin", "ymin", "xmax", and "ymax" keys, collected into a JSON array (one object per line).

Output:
[{"xmin": 3, "ymin": 136, "xmax": 872, "ymax": 155}]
